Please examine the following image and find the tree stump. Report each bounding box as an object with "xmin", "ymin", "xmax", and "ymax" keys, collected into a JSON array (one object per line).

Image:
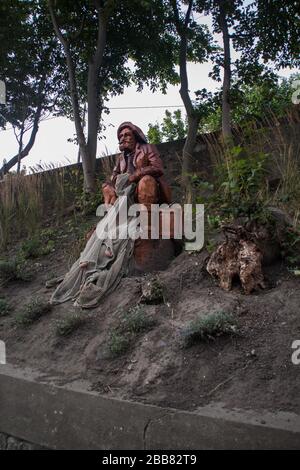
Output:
[{"xmin": 207, "ymin": 225, "xmax": 266, "ymax": 294}]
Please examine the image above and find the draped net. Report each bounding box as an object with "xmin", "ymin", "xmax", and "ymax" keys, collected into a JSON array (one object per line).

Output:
[{"xmin": 50, "ymin": 174, "xmax": 137, "ymax": 308}]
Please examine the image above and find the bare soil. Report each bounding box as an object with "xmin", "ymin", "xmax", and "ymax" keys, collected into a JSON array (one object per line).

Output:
[{"xmin": 1, "ymin": 222, "xmax": 300, "ymax": 414}]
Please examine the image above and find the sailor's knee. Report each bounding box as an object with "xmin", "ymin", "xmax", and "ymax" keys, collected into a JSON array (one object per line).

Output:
[
  {"xmin": 137, "ymin": 175, "xmax": 158, "ymax": 204},
  {"xmin": 138, "ymin": 175, "xmax": 156, "ymax": 188}
]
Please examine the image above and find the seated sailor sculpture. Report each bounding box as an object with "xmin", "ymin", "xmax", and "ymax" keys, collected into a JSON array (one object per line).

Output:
[{"xmin": 50, "ymin": 122, "xmax": 173, "ymax": 308}]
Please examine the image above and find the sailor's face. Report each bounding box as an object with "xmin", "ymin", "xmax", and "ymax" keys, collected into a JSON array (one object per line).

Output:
[{"xmin": 119, "ymin": 127, "xmax": 136, "ymax": 152}]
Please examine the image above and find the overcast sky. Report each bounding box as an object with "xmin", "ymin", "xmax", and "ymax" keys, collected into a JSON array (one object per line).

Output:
[{"xmin": 0, "ymin": 10, "xmax": 297, "ymax": 173}]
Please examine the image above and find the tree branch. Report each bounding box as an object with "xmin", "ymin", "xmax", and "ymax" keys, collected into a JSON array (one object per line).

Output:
[
  {"xmin": 87, "ymin": 1, "xmax": 108, "ymax": 160},
  {"xmin": 48, "ymin": 0, "xmax": 86, "ymax": 149},
  {"xmin": 170, "ymin": 0, "xmax": 195, "ymax": 117},
  {"xmin": 0, "ymin": 88, "xmax": 43, "ymax": 176}
]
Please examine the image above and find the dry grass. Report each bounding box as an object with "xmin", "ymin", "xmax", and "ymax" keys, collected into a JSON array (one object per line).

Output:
[
  {"xmin": 0, "ymin": 162, "xmax": 80, "ymax": 250},
  {"xmin": 99, "ymin": 150, "xmax": 117, "ymax": 182}
]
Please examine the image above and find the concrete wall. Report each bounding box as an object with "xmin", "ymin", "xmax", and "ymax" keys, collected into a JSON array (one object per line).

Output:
[
  {"xmin": 1, "ymin": 365, "xmax": 300, "ymax": 450},
  {"xmin": 0, "ymin": 432, "xmax": 46, "ymax": 450}
]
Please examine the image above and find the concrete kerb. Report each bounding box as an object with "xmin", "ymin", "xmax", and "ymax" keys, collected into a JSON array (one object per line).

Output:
[{"xmin": 0, "ymin": 365, "xmax": 300, "ymax": 450}]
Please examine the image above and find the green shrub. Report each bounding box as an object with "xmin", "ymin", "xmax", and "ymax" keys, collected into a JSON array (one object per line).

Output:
[
  {"xmin": 21, "ymin": 236, "xmax": 55, "ymax": 259},
  {"xmin": 0, "ymin": 298, "xmax": 10, "ymax": 316},
  {"xmin": 216, "ymin": 147, "xmax": 268, "ymax": 218},
  {"xmin": 120, "ymin": 306, "xmax": 157, "ymax": 333},
  {"xmin": 281, "ymin": 226, "xmax": 300, "ymax": 267},
  {"xmin": 55, "ymin": 314, "xmax": 85, "ymax": 336},
  {"xmin": 104, "ymin": 306, "xmax": 157, "ymax": 358},
  {"xmin": 106, "ymin": 331, "xmax": 131, "ymax": 358},
  {"xmin": 180, "ymin": 311, "xmax": 237, "ymax": 347},
  {"xmin": 15, "ymin": 298, "xmax": 52, "ymax": 326},
  {"xmin": 140, "ymin": 278, "xmax": 164, "ymax": 305},
  {"xmin": 0, "ymin": 260, "xmax": 19, "ymax": 282},
  {"xmin": 21, "ymin": 238, "xmax": 42, "ymax": 258},
  {"xmin": 0, "ymin": 257, "xmax": 33, "ymax": 284}
]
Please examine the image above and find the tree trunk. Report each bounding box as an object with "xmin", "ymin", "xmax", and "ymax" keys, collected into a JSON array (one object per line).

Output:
[
  {"xmin": 17, "ymin": 122, "xmax": 25, "ymax": 174},
  {"xmin": 0, "ymin": 99, "xmax": 42, "ymax": 177},
  {"xmin": 170, "ymin": 0, "xmax": 198, "ymax": 202},
  {"xmin": 182, "ymin": 114, "xmax": 200, "ymax": 203},
  {"xmin": 48, "ymin": 0, "xmax": 108, "ymax": 193},
  {"xmin": 219, "ymin": 0, "xmax": 233, "ymax": 143},
  {"xmin": 86, "ymin": 2, "xmax": 107, "ymax": 190},
  {"xmin": 77, "ymin": 103, "xmax": 87, "ymax": 165}
]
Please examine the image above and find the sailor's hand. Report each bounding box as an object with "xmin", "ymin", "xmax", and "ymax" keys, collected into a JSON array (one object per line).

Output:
[{"xmin": 128, "ymin": 170, "xmax": 142, "ymax": 183}]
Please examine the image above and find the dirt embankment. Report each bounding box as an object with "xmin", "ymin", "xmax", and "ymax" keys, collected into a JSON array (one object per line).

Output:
[{"xmin": 0, "ymin": 234, "xmax": 300, "ymax": 414}]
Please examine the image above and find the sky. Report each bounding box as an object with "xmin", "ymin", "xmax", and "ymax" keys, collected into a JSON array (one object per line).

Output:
[
  {"xmin": 0, "ymin": 60, "xmax": 218, "ymax": 172},
  {"xmin": 0, "ymin": 9, "xmax": 298, "ymax": 173}
]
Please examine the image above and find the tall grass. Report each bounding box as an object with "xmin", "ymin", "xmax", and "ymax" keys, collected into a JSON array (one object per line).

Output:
[
  {"xmin": 0, "ymin": 162, "xmax": 77, "ymax": 250},
  {"xmin": 0, "ymin": 173, "xmax": 44, "ymax": 248},
  {"xmin": 99, "ymin": 148, "xmax": 117, "ymax": 182},
  {"xmin": 202, "ymin": 105, "xmax": 300, "ymax": 228}
]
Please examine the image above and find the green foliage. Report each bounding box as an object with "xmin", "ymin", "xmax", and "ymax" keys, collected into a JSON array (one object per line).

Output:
[
  {"xmin": 0, "ymin": 260, "xmax": 19, "ymax": 283},
  {"xmin": 20, "ymin": 238, "xmax": 41, "ymax": 259},
  {"xmin": 0, "ymin": 298, "xmax": 10, "ymax": 316},
  {"xmin": 140, "ymin": 277, "xmax": 164, "ymax": 305},
  {"xmin": 55, "ymin": 314, "xmax": 85, "ymax": 337},
  {"xmin": 207, "ymin": 214, "xmax": 222, "ymax": 230},
  {"xmin": 0, "ymin": 257, "xmax": 32, "ymax": 285},
  {"xmin": 147, "ymin": 75, "xmax": 300, "ymax": 141},
  {"xmin": 120, "ymin": 305, "xmax": 157, "ymax": 334},
  {"xmin": 281, "ymin": 227, "xmax": 300, "ymax": 268},
  {"xmin": 106, "ymin": 331, "xmax": 131, "ymax": 358},
  {"xmin": 20, "ymin": 225, "xmax": 57, "ymax": 259},
  {"xmin": 215, "ymin": 146, "xmax": 268, "ymax": 218},
  {"xmin": 205, "ymin": 239, "xmax": 217, "ymax": 254},
  {"xmin": 231, "ymin": 73, "xmax": 300, "ymax": 126},
  {"xmin": 147, "ymin": 109, "xmax": 187, "ymax": 144},
  {"xmin": 75, "ymin": 189, "xmax": 104, "ymax": 216},
  {"xmin": 236, "ymin": 0, "xmax": 300, "ymax": 70},
  {"xmin": 21, "ymin": 237, "xmax": 53, "ymax": 259},
  {"xmin": 15, "ymin": 298, "xmax": 52, "ymax": 326},
  {"xmin": 105, "ymin": 305, "xmax": 157, "ymax": 358},
  {"xmin": 64, "ymin": 168, "xmax": 104, "ymax": 215},
  {"xmin": 0, "ymin": 0, "xmax": 63, "ymax": 175},
  {"xmin": 180, "ymin": 311, "xmax": 237, "ymax": 347}
]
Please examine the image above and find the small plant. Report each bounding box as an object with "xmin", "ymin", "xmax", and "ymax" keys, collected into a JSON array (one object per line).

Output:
[
  {"xmin": 21, "ymin": 235, "xmax": 55, "ymax": 259},
  {"xmin": 21, "ymin": 238, "xmax": 42, "ymax": 259},
  {"xmin": 215, "ymin": 147, "xmax": 268, "ymax": 219},
  {"xmin": 205, "ymin": 239, "xmax": 216, "ymax": 254},
  {"xmin": 120, "ymin": 305, "xmax": 157, "ymax": 334},
  {"xmin": 104, "ymin": 305, "xmax": 157, "ymax": 358},
  {"xmin": 15, "ymin": 298, "xmax": 52, "ymax": 326},
  {"xmin": 55, "ymin": 313, "xmax": 85, "ymax": 336},
  {"xmin": 140, "ymin": 277, "xmax": 164, "ymax": 304},
  {"xmin": 207, "ymin": 214, "xmax": 222, "ymax": 230},
  {"xmin": 74, "ymin": 184, "xmax": 104, "ymax": 215},
  {"xmin": 180, "ymin": 311, "xmax": 237, "ymax": 347},
  {"xmin": 0, "ymin": 297, "xmax": 10, "ymax": 316},
  {"xmin": 0, "ymin": 257, "xmax": 33, "ymax": 285},
  {"xmin": 0, "ymin": 260, "xmax": 19, "ymax": 283},
  {"xmin": 281, "ymin": 226, "xmax": 300, "ymax": 267},
  {"xmin": 106, "ymin": 331, "xmax": 131, "ymax": 358}
]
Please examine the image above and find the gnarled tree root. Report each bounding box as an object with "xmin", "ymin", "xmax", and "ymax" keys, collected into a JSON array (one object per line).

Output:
[{"xmin": 207, "ymin": 226, "xmax": 266, "ymax": 294}]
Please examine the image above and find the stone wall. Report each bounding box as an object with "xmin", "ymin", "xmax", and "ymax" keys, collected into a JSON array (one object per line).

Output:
[{"xmin": 36, "ymin": 105, "xmax": 300, "ymax": 205}]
